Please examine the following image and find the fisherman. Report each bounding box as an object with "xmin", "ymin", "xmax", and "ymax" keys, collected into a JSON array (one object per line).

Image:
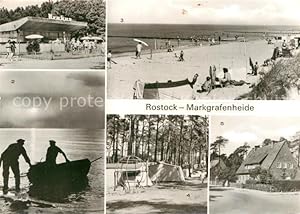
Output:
[
  {"xmin": 0, "ymin": 139, "xmax": 31, "ymax": 194},
  {"xmin": 46, "ymin": 140, "xmax": 70, "ymax": 166}
]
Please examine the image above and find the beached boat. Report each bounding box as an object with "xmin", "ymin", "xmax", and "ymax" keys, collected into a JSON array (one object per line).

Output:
[
  {"xmin": 144, "ymin": 74, "xmax": 198, "ymax": 89},
  {"xmin": 27, "ymin": 159, "xmax": 91, "ymax": 186}
]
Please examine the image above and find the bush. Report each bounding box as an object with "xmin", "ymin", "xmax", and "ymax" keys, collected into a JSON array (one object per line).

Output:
[
  {"xmin": 272, "ymin": 180, "xmax": 300, "ymax": 192},
  {"xmin": 245, "ymin": 179, "xmax": 258, "ymax": 185}
]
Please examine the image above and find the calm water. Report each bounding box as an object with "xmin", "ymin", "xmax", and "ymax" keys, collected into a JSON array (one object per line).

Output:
[
  {"xmin": 0, "ymin": 128, "xmax": 104, "ymax": 214},
  {"xmin": 108, "ymin": 24, "xmax": 300, "ymax": 53}
]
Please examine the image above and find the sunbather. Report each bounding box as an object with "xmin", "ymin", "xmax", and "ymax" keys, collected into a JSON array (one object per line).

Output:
[{"xmin": 196, "ymin": 77, "xmax": 211, "ymax": 93}]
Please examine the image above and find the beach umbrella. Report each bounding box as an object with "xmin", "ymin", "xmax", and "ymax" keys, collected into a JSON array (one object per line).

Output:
[
  {"xmin": 133, "ymin": 38, "xmax": 149, "ymax": 47},
  {"xmin": 81, "ymin": 36, "xmax": 91, "ymax": 40},
  {"xmin": 25, "ymin": 34, "xmax": 44, "ymax": 39}
]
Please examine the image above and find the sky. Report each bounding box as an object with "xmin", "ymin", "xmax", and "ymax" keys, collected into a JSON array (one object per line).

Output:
[
  {"xmin": 0, "ymin": 70, "xmax": 105, "ymax": 129},
  {"xmin": 108, "ymin": 0, "xmax": 300, "ymax": 25},
  {"xmin": 0, "ymin": 0, "xmax": 47, "ymax": 9},
  {"xmin": 211, "ymin": 116, "xmax": 300, "ymax": 155}
]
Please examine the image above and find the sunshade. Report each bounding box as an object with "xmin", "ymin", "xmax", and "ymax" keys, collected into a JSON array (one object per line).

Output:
[
  {"xmin": 25, "ymin": 34, "xmax": 44, "ymax": 39},
  {"xmin": 133, "ymin": 38, "xmax": 149, "ymax": 47}
]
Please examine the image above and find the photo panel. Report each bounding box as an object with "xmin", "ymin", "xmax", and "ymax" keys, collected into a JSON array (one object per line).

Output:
[
  {"xmin": 106, "ymin": 114, "xmax": 208, "ymax": 214},
  {"xmin": 0, "ymin": 70, "xmax": 105, "ymax": 213},
  {"xmin": 210, "ymin": 115, "xmax": 300, "ymax": 214},
  {"xmin": 107, "ymin": 0, "xmax": 300, "ymax": 100},
  {"xmin": 0, "ymin": 0, "xmax": 105, "ymax": 70}
]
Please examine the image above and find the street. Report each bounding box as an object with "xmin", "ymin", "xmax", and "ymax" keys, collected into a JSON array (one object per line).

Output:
[{"xmin": 210, "ymin": 186, "xmax": 300, "ymax": 214}]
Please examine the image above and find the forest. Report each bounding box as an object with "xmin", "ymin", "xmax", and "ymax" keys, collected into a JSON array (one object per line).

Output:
[
  {"xmin": 107, "ymin": 115, "xmax": 209, "ymax": 176},
  {"xmin": 0, "ymin": 0, "xmax": 105, "ymax": 37}
]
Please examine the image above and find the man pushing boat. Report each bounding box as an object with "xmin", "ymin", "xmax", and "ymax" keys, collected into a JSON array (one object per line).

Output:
[
  {"xmin": 0, "ymin": 139, "xmax": 31, "ymax": 194},
  {"xmin": 46, "ymin": 140, "xmax": 70, "ymax": 166}
]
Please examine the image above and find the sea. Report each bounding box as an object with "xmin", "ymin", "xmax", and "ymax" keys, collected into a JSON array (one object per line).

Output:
[
  {"xmin": 0, "ymin": 128, "xmax": 104, "ymax": 214},
  {"xmin": 108, "ymin": 23, "xmax": 300, "ymax": 54}
]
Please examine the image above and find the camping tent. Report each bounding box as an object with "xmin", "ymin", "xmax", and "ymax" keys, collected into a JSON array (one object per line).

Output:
[
  {"xmin": 149, "ymin": 162, "xmax": 185, "ymax": 182},
  {"xmin": 115, "ymin": 163, "xmax": 153, "ymax": 188}
]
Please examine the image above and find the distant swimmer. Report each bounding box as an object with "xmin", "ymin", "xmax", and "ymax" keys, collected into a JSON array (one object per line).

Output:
[
  {"xmin": 0, "ymin": 139, "xmax": 31, "ymax": 194},
  {"xmin": 46, "ymin": 140, "xmax": 69, "ymax": 166}
]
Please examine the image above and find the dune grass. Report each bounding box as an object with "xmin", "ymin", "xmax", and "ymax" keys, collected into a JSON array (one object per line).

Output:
[{"xmin": 237, "ymin": 54, "xmax": 300, "ymax": 100}]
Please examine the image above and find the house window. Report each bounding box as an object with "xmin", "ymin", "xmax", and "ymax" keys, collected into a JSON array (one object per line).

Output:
[
  {"xmin": 277, "ymin": 162, "xmax": 282, "ymax": 168},
  {"xmin": 283, "ymin": 163, "xmax": 288, "ymax": 169}
]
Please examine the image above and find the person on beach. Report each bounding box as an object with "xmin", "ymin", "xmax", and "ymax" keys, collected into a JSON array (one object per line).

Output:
[
  {"xmin": 201, "ymin": 77, "xmax": 212, "ymax": 92},
  {"xmin": 107, "ymin": 50, "xmax": 112, "ymax": 69},
  {"xmin": 46, "ymin": 140, "xmax": 70, "ymax": 166},
  {"xmin": 282, "ymin": 40, "xmax": 287, "ymax": 50},
  {"xmin": 136, "ymin": 42, "xmax": 142, "ymax": 59},
  {"xmin": 221, "ymin": 68, "xmax": 251, "ymax": 87},
  {"xmin": 253, "ymin": 62, "xmax": 259, "ymax": 76},
  {"xmin": 177, "ymin": 36, "xmax": 180, "ymax": 47},
  {"xmin": 221, "ymin": 68, "xmax": 231, "ymax": 86},
  {"xmin": 0, "ymin": 139, "xmax": 31, "ymax": 194},
  {"xmin": 179, "ymin": 50, "xmax": 184, "ymax": 61}
]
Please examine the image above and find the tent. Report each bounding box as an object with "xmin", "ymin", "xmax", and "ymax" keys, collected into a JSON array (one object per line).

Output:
[
  {"xmin": 116, "ymin": 163, "xmax": 153, "ymax": 188},
  {"xmin": 149, "ymin": 162, "xmax": 185, "ymax": 182}
]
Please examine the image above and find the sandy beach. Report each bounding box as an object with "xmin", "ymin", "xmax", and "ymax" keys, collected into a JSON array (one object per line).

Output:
[
  {"xmin": 0, "ymin": 56, "xmax": 105, "ymax": 70},
  {"xmin": 108, "ymin": 39, "xmax": 275, "ymax": 100},
  {"xmin": 106, "ymin": 178, "xmax": 207, "ymax": 214}
]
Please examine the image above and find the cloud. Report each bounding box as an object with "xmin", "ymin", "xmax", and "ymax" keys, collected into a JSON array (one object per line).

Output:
[
  {"xmin": 66, "ymin": 72, "xmax": 105, "ymax": 88},
  {"xmin": 223, "ymin": 131, "xmax": 258, "ymax": 143}
]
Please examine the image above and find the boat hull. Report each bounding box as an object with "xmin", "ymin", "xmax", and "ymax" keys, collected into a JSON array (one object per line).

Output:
[{"xmin": 28, "ymin": 159, "xmax": 91, "ymax": 186}]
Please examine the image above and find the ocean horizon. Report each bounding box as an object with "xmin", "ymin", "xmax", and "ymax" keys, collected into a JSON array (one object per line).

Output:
[{"xmin": 108, "ymin": 23, "xmax": 300, "ymax": 53}]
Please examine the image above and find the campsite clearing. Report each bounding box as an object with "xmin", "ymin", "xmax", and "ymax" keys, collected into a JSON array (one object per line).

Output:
[{"xmin": 106, "ymin": 178, "xmax": 207, "ymax": 214}]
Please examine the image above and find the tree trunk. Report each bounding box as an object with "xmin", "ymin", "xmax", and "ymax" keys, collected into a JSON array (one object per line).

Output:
[
  {"xmin": 154, "ymin": 116, "xmax": 160, "ymax": 162},
  {"xmin": 128, "ymin": 115, "xmax": 135, "ymax": 156},
  {"xmin": 114, "ymin": 121, "xmax": 120, "ymax": 162}
]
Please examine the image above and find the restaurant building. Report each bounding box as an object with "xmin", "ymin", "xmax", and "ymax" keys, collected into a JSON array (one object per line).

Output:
[{"xmin": 0, "ymin": 14, "xmax": 87, "ymax": 43}]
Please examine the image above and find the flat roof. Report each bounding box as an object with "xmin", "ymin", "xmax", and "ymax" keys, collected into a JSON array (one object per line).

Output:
[{"xmin": 0, "ymin": 16, "xmax": 87, "ymax": 33}]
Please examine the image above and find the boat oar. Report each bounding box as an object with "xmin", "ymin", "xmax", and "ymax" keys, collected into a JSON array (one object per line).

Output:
[{"xmin": 91, "ymin": 157, "xmax": 102, "ymax": 164}]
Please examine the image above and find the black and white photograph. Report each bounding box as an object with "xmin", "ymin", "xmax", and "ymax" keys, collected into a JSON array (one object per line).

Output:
[
  {"xmin": 106, "ymin": 115, "xmax": 208, "ymax": 214},
  {"xmin": 107, "ymin": 0, "xmax": 300, "ymax": 100},
  {"xmin": 0, "ymin": 70, "xmax": 105, "ymax": 213},
  {"xmin": 210, "ymin": 116, "xmax": 300, "ymax": 214},
  {"xmin": 0, "ymin": 0, "xmax": 105, "ymax": 70}
]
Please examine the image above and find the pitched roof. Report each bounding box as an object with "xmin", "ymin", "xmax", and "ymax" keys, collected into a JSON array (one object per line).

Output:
[{"xmin": 236, "ymin": 141, "xmax": 285, "ymax": 175}]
